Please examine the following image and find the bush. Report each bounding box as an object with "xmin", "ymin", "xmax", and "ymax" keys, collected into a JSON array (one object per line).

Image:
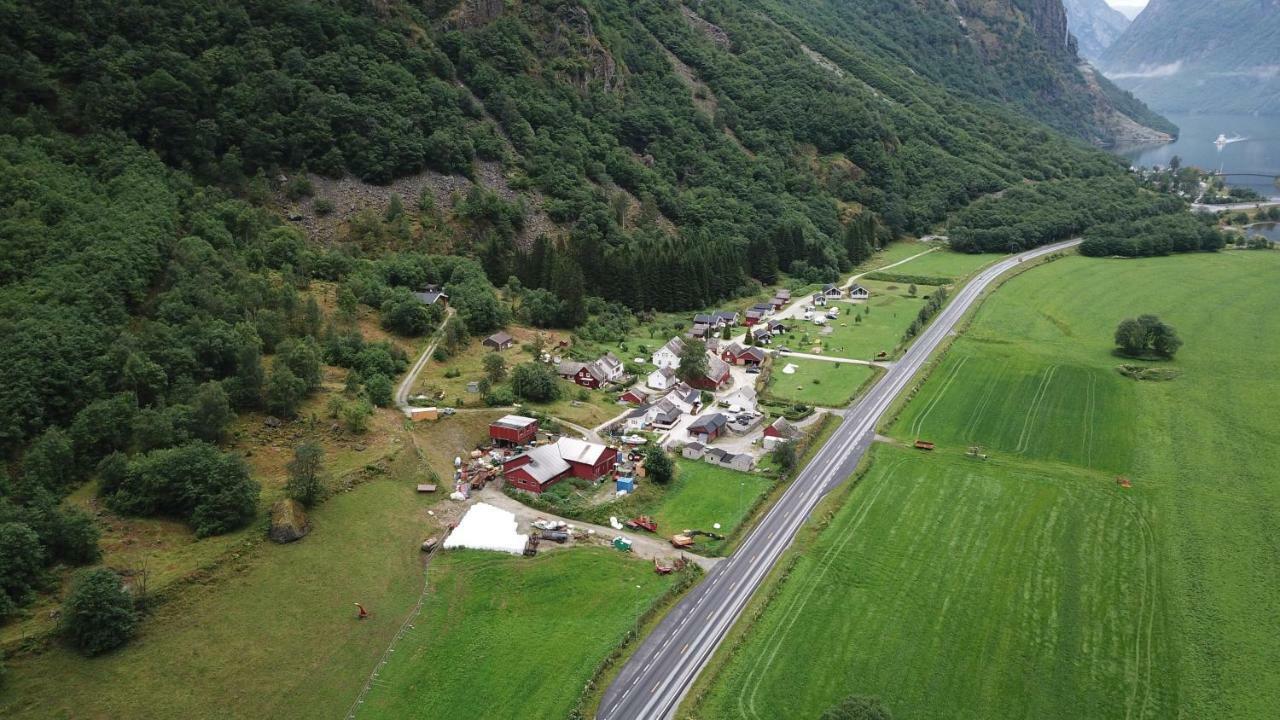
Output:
[
  {"xmin": 106, "ymin": 442, "xmax": 259, "ymax": 537},
  {"xmin": 643, "ymin": 446, "xmax": 675, "ymax": 485},
  {"xmin": 313, "ymin": 197, "xmax": 335, "ymax": 216},
  {"xmin": 61, "ymin": 568, "xmax": 137, "ymax": 656},
  {"xmin": 49, "ymin": 507, "xmax": 102, "ymax": 566},
  {"xmin": 265, "ymin": 365, "xmax": 308, "ymax": 419},
  {"xmin": 286, "ymin": 441, "xmax": 325, "ymax": 507},
  {"xmin": 0, "ymin": 522, "xmax": 44, "ymax": 615},
  {"xmin": 364, "ymin": 373, "xmax": 393, "ymax": 407},
  {"xmin": 511, "ymin": 362, "xmax": 562, "ymax": 402}
]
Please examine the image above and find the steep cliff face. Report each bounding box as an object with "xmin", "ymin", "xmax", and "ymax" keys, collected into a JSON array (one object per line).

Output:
[
  {"xmin": 1062, "ymin": 0, "xmax": 1131, "ymax": 60},
  {"xmin": 1102, "ymin": 0, "xmax": 1280, "ymax": 114}
]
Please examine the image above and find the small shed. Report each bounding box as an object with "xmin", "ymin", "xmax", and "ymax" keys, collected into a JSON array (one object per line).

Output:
[
  {"xmin": 616, "ymin": 477, "xmax": 635, "ymax": 493},
  {"xmin": 483, "ymin": 331, "xmax": 515, "ymax": 351}
]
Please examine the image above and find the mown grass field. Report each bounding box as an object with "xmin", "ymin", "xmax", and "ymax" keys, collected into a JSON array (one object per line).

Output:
[
  {"xmin": 650, "ymin": 461, "xmax": 774, "ymax": 549},
  {"xmin": 699, "ymin": 446, "xmax": 1172, "ymax": 720},
  {"xmin": 694, "ymin": 250, "xmax": 1280, "ymax": 719},
  {"xmin": 357, "ymin": 549, "xmax": 673, "ymax": 720},
  {"xmin": 766, "ymin": 358, "xmax": 877, "ymax": 406},
  {"xmin": 881, "ymin": 248, "xmax": 1004, "ymax": 281}
]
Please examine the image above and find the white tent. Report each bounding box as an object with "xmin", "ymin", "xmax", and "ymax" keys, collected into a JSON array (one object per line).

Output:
[{"xmin": 443, "ymin": 503, "xmax": 529, "ymax": 555}]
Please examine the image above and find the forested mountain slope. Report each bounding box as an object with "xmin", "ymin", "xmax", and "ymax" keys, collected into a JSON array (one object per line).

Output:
[
  {"xmin": 1101, "ymin": 0, "xmax": 1280, "ymax": 114},
  {"xmin": 0, "ymin": 0, "xmax": 1181, "ymax": 619}
]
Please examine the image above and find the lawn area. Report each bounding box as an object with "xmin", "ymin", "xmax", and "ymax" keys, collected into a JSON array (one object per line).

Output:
[
  {"xmin": 695, "ymin": 250, "xmax": 1280, "ymax": 719},
  {"xmin": 647, "ymin": 461, "xmax": 774, "ymax": 552},
  {"xmin": 356, "ymin": 548, "xmax": 674, "ymax": 720},
  {"xmin": 771, "ymin": 280, "xmax": 931, "ymax": 361},
  {"xmin": 765, "ymin": 358, "xmax": 877, "ymax": 407},
  {"xmin": 877, "ymin": 248, "xmax": 1004, "ymax": 281}
]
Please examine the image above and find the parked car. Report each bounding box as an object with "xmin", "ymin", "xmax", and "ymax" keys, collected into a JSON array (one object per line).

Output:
[{"xmin": 746, "ymin": 367, "xmax": 761, "ymax": 374}]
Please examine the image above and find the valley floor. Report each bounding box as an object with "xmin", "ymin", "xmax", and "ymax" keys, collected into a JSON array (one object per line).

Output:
[{"xmin": 692, "ymin": 250, "xmax": 1280, "ymax": 718}]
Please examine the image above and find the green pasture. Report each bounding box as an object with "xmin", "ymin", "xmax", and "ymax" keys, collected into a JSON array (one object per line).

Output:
[
  {"xmin": 881, "ymin": 248, "xmax": 1004, "ymax": 281},
  {"xmin": 357, "ymin": 549, "xmax": 673, "ymax": 720},
  {"xmin": 766, "ymin": 358, "xmax": 877, "ymax": 406},
  {"xmin": 697, "ymin": 250, "xmax": 1280, "ymax": 719},
  {"xmin": 698, "ymin": 446, "xmax": 1172, "ymax": 719}
]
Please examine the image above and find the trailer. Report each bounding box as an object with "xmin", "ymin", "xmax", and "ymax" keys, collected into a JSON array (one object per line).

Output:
[
  {"xmin": 913, "ymin": 440, "xmax": 935, "ymax": 451},
  {"xmin": 539, "ymin": 530, "xmax": 569, "ymax": 544},
  {"xmin": 670, "ymin": 534, "xmax": 695, "ymax": 549},
  {"xmin": 625, "ymin": 516, "xmax": 658, "ymax": 533}
]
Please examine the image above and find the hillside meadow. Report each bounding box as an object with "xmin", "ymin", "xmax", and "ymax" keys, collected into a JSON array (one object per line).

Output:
[{"xmin": 693, "ymin": 250, "xmax": 1280, "ymax": 719}]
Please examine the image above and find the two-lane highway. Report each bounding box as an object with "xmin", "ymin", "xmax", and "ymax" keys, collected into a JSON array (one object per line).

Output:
[{"xmin": 598, "ymin": 239, "xmax": 1082, "ymax": 720}]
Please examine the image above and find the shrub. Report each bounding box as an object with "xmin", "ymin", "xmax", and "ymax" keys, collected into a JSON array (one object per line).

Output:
[
  {"xmin": 0, "ymin": 522, "xmax": 44, "ymax": 615},
  {"xmin": 643, "ymin": 446, "xmax": 675, "ymax": 486},
  {"xmin": 61, "ymin": 568, "xmax": 137, "ymax": 656},
  {"xmin": 364, "ymin": 373, "xmax": 393, "ymax": 407},
  {"xmin": 286, "ymin": 441, "xmax": 325, "ymax": 507},
  {"xmin": 313, "ymin": 197, "xmax": 335, "ymax": 216},
  {"xmin": 106, "ymin": 442, "xmax": 259, "ymax": 537}
]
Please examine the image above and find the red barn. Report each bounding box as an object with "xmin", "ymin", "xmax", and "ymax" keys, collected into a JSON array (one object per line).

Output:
[
  {"xmin": 503, "ymin": 438, "xmax": 619, "ymax": 493},
  {"xmin": 489, "ymin": 415, "xmax": 539, "ymax": 446}
]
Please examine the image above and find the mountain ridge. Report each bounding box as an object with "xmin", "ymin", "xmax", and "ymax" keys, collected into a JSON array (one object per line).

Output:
[
  {"xmin": 1063, "ymin": 0, "xmax": 1131, "ymax": 60},
  {"xmin": 1101, "ymin": 0, "xmax": 1280, "ymax": 114}
]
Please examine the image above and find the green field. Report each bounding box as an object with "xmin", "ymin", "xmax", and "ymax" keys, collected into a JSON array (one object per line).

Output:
[
  {"xmin": 882, "ymin": 248, "xmax": 1004, "ymax": 281},
  {"xmin": 766, "ymin": 358, "xmax": 877, "ymax": 406},
  {"xmin": 358, "ymin": 549, "xmax": 673, "ymax": 720},
  {"xmin": 695, "ymin": 250, "xmax": 1280, "ymax": 719},
  {"xmin": 699, "ymin": 446, "xmax": 1170, "ymax": 719},
  {"xmin": 1, "ymin": 479, "xmax": 437, "ymax": 719},
  {"xmin": 650, "ymin": 461, "xmax": 774, "ymax": 548}
]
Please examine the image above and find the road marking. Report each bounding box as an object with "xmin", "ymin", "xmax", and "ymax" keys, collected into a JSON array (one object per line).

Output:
[{"xmin": 681, "ymin": 643, "xmax": 690, "ymax": 655}]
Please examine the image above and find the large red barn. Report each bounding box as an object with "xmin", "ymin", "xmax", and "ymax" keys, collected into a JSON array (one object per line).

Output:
[{"xmin": 503, "ymin": 437, "xmax": 619, "ymax": 493}]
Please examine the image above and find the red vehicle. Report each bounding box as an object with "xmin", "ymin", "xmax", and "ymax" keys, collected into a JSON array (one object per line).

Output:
[{"xmin": 625, "ymin": 515, "xmax": 658, "ymax": 533}]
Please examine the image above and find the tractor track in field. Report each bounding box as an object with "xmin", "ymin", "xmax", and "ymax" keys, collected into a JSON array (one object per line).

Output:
[{"xmin": 1015, "ymin": 364, "xmax": 1060, "ymax": 454}]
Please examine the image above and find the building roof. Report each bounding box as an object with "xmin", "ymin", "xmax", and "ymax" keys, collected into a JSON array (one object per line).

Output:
[
  {"xmin": 692, "ymin": 313, "xmax": 715, "ymax": 325},
  {"xmin": 671, "ymin": 383, "xmax": 700, "ymax": 406},
  {"xmin": 740, "ymin": 346, "xmax": 767, "ymax": 362},
  {"xmin": 704, "ymin": 447, "xmax": 730, "ymax": 461},
  {"xmin": 715, "ymin": 310, "xmax": 739, "ymax": 322},
  {"xmin": 650, "ymin": 366, "xmax": 676, "ymax": 379},
  {"xmin": 822, "ymin": 283, "xmax": 838, "ymax": 293},
  {"xmin": 745, "ymin": 309, "xmax": 765, "ymax": 320},
  {"xmin": 625, "ymin": 405, "xmax": 650, "ymax": 419},
  {"xmin": 509, "ymin": 444, "xmax": 572, "ymax": 485},
  {"xmin": 413, "ymin": 290, "xmax": 448, "ymax": 305},
  {"xmin": 684, "ymin": 441, "xmax": 705, "ymax": 453},
  {"xmin": 690, "ymin": 413, "xmax": 728, "ymax": 433},
  {"xmin": 659, "ymin": 336, "xmax": 685, "ymax": 356},
  {"xmin": 493, "ymin": 414, "xmax": 538, "ymax": 430},
  {"xmin": 722, "ymin": 342, "xmax": 744, "ymax": 356},
  {"xmin": 769, "ymin": 416, "xmax": 798, "ymax": 438},
  {"xmin": 849, "ymin": 283, "xmax": 869, "ymax": 294},
  {"xmin": 750, "ymin": 303, "xmax": 773, "ymax": 313},
  {"xmin": 556, "ymin": 437, "xmax": 610, "ymax": 465},
  {"xmin": 599, "ymin": 352, "xmax": 623, "ymax": 372},
  {"xmin": 485, "ymin": 331, "xmax": 514, "ymax": 346},
  {"xmin": 776, "ymin": 289, "xmax": 792, "ymax": 299},
  {"xmin": 557, "ymin": 360, "xmax": 586, "ymax": 376},
  {"xmin": 727, "ymin": 386, "xmax": 757, "ymax": 405},
  {"xmin": 706, "ymin": 356, "xmax": 731, "ymax": 381}
]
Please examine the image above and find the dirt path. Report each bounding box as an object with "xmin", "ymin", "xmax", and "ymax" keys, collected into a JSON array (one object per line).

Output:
[
  {"xmin": 476, "ymin": 487, "xmax": 719, "ymax": 571},
  {"xmin": 394, "ymin": 307, "xmax": 454, "ymax": 413}
]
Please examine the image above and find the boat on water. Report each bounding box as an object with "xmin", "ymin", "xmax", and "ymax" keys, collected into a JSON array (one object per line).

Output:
[{"xmin": 1215, "ymin": 133, "xmax": 1246, "ymax": 147}]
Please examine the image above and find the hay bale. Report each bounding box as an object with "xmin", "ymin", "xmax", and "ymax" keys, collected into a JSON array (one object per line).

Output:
[{"xmin": 269, "ymin": 499, "xmax": 310, "ymax": 544}]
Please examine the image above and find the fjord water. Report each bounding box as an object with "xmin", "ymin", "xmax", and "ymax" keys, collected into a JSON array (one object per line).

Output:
[{"xmin": 1117, "ymin": 113, "xmax": 1280, "ymax": 197}]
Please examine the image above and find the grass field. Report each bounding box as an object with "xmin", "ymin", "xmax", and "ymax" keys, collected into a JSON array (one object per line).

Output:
[
  {"xmin": 699, "ymin": 446, "xmax": 1172, "ymax": 719},
  {"xmin": 880, "ymin": 248, "xmax": 1004, "ymax": 281},
  {"xmin": 694, "ymin": 250, "xmax": 1280, "ymax": 719},
  {"xmin": 649, "ymin": 461, "xmax": 774, "ymax": 550},
  {"xmin": 356, "ymin": 549, "xmax": 673, "ymax": 720},
  {"xmin": 765, "ymin": 358, "xmax": 877, "ymax": 406},
  {"xmin": 1, "ymin": 478, "xmax": 440, "ymax": 719}
]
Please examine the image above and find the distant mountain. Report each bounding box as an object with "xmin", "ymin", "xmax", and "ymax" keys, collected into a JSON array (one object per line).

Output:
[
  {"xmin": 1063, "ymin": 0, "xmax": 1131, "ymax": 60},
  {"xmin": 764, "ymin": 0, "xmax": 1175, "ymax": 145},
  {"xmin": 1102, "ymin": 0, "xmax": 1280, "ymax": 114}
]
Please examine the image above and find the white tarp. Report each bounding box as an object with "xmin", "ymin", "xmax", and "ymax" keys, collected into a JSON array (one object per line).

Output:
[{"xmin": 443, "ymin": 502, "xmax": 529, "ymax": 555}]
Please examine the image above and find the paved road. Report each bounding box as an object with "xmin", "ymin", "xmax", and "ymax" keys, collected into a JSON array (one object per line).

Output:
[{"xmin": 597, "ymin": 239, "xmax": 1081, "ymax": 720}]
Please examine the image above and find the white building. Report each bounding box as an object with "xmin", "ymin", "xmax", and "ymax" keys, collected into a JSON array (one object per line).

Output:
[{"xmin": 651, "ymin": 337, "xmax": 685, "ymax": 369}]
